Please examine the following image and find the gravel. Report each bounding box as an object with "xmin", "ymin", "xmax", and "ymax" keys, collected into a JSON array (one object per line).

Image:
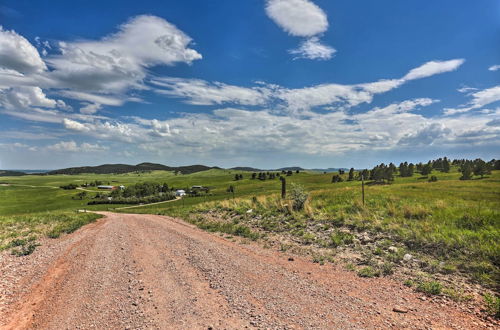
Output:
[{"xmin": 0, "ymin": 212, "xmax": 494, "ymax": 329}]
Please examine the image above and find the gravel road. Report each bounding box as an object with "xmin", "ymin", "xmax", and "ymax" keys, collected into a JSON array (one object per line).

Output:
[{"xmin": 0, "ymin": 212, "xmax": 491, "ymax": 329}]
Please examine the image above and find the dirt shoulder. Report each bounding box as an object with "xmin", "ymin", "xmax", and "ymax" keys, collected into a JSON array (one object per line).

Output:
[{"xmin": 0, "ymin": 212, "xmax": 495, "ymax": 329}]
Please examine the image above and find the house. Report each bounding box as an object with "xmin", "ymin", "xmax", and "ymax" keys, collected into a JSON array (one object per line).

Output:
[
  {"xmin": 175, "ymin": 189, "xmax": 186, "ymax": 197},
  {"xmin": 97, "ymin": 185, "xmax": 115, "ymax": 190}
]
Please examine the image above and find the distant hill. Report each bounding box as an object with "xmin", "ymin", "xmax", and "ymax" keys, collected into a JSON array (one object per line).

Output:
[
  {"xmin": 231, "ymin": 166, "xmax": 306, "ymax": 172},
  {"xmin": 230, "ymin": 167, "xmax": 263, "ymax": 172},
  {"xmin": 310, "ymin": 168, "xmax": 349, "ymax": 173},
  {"xmin": 276, "ymin": 167, "xmax": 305, "ymax": 171},
  {"xmin": 47, "ymin": 163, "xmax": 217, "ymax": 175},
  {"xmin": 0, "ymin": 170, "xmax": 27, "ymax": 176}
]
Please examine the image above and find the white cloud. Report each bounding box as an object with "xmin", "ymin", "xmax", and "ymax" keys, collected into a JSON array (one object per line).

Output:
[
  {"xmin": 398, "ymin": 123, "xmax": 451, "ymax": 146},
  {"xmin": 403, "ymin": 59, "xmax": 465, "ymax": 81},
  {"xmin": 46, "ymin": 140, "xmax": 108, "ymax": 152},
  {"xmin": 153, "ymin": 59, "xmax": 465, "ymax": 112},
  {"xmin": 79, "ymin": 103, "xmax": 102, "ymax": 114},
  {"xmin": 0, "ymin": 15, "xmax": 202, "ymax": 121},
  {"xmin": 0, "ymin": 26, "xmax": 47, "ymax": 73},
  {"xmin": 63, "ymin": 118, "xmax": 91, "ymax": 132},
  {"xmin": 46, "ymin": 15, "xmax": 202, "ymax": 94},
  {"xmin": 444, "ymin": 85, "xmax": 500, "ymax": 115},
  {"xmin": 0, "ymin": 86, "xmax": 62, "ymax": 110},
  {"xmin": 488, "ymin": 65, "xmax": 500, "ymax": 71},
  {"xmin": 289, "ymin": 37, "xmax": 336, "ymax": 60},
  {"xmin": 151, "ymin": 77, "xmax": 272, "ymax": 106},
  {"xmin": 265, "ymin": 0, "xmax": 328, "ymax": 37}
]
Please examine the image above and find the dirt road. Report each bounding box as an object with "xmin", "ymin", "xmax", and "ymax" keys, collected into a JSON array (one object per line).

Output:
[{"xmin": 0, "ymin": 212, "xmax": 490, "ymax": 329}]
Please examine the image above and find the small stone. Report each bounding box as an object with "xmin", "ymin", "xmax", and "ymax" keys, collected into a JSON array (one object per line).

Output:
[
  {"xmin": 393, "ymin": 306, "xmax": 409, "ymax": 313},
  {"xmin": 246, "ymin": 209, "xmax": 253, "ymax": 214},
  {"xmin": 403, "ymin": 254, "xmax": 413, "ymax": 261},
  {"xmin": 388, "ymin": 246, "xmax": 398, "ymax": 253}
]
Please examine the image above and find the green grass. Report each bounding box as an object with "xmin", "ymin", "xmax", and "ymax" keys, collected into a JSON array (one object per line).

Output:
[{"xmin": 0, "ymin": 212, "xmax": 102, "ymax": 252}]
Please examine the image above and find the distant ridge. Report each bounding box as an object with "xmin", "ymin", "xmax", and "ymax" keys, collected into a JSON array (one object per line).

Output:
[
  {"xmin": 230, "ymin": 166, "xmax": 305, "ymax": 172},
  {"xmin": 0, "ymin": 170, "xmax": 27, "ymax": 176},
  {"xmin": 47, "ymin": 163, "xmax": 218, "ymax": 175},
  {"xmin": 310, "ymin": 168, "xmax": 349, "ymax": 173}
]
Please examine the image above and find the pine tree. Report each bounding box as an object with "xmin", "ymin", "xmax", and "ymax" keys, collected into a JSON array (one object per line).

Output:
[
  {"xmin": 473, "ymin": 159, "xmax": 490, "ymax": 178},
  {"xmin": 348, "ymin": 168, "xmax": 354, "ymax": 181},
  {"xmin": 460, "ymin": 162, "xmax": 473, "ymax": 180}
]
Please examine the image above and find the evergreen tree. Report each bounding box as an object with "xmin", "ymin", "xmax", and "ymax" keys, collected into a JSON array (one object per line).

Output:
[
  {"xmin": 348, "ymin": 168, "xmax": 355, "ymax": 181},
  {"xmin": 421, "ymin": 163, "xmax": 432, "ymax": 176},
  {"xmin": 473, "ymin": 159, "xmax": 491, "ymax": 178},
  {"xmin": 459, "ymin": 162, "xmax": 473, "ymax": 180},
  {"xmin": 442, "ymin": 157, "xmax": 450, "ymax": 173}
]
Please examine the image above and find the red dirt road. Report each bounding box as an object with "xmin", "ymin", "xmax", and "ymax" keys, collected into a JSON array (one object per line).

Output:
[{"xmin": 0, "ymin": 212, "xmax": 490, "ymax": 329}]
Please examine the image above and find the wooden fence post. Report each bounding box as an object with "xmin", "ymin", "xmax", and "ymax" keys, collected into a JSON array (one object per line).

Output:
[
  {"xmin": 280, "ymin": 177, "xmax": 286, "ymax": 199},
  {"xmin": 361, "ymin": 174, "xmax": 365, "ymax": 206}
]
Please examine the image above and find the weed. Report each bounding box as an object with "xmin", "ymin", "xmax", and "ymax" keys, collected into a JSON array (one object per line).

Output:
[
  {"xmin": 483, "ymin": 294, "xmax": 500, "ymax": 318},
  {"xmin": 381, "ymin": 262, "xmax": 394, "ymax": 276},
  {"xmin": 357, "ymin": 266, "xmax": 380, "ymax": 278},
  {"xmin": 404, "ymin": 279, "xmax": 414, "ymax": 287},
  {"xmin": 11, "ymin": 242, "xmax": 38, "ymax": 256},
  {"xmin": 416, "ymin": 280, "xmax": 443, "ymax": 295},
  {"xmin": 330, "ymin": 230, "xmax": 354, "ymax": 247}
]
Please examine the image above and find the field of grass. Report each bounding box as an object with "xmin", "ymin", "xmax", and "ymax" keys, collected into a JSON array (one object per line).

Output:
[
  {"xmin": 0, "ymin": 167, "xmax": 498, "ymax": 289},
  {"xmin": 0, "ymin": 211, "xmax": 101, "ymax": 255}
]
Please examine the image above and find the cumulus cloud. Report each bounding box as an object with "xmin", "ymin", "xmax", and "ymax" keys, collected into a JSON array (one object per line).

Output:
[
  {"xmin": 49, "ymin": 95, "xmax": 498, "ymax": 163},
  {"xmin": 0, "ymin": 15, "xmax": 202, "ymax": 120},
  {"xmin": 0, "ymin": 26, "xmax": 47, "ymax": 73},
  {"xmin": 488, "ymin": 65, "xmax": 500, "ymax": 71},
  {"xmin": 398, "ymin": 123, "xmax": 451, "ymax": 146},
  {"xmin": 265, "ymin": 0, "xmax": 328, "ymax": 37},
  {"xmin": 0, "ymin": 86, "xmax": 65, "ymax": 110},
  {"xmin": 403, "ymin": 59, "xmax": 465, "ymax": 81},
  {"xmin": 265, "ymin": 0, "xmax": 334, "ymax": 61},
  {"xmin": 289, "ymin": 37, "xmax": 336, "ymax": 60},
  {"xmin": 46, "ymin": 15, "xmax": 202, "ymax": 94}
]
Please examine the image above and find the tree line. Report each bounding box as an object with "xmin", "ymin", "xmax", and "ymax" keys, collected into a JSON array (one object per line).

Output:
[{"xmin": 331, "ymin": 157, "xmax": 498, "ymax": 184}]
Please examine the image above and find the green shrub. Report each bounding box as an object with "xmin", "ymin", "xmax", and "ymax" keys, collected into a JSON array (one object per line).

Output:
[
  {"xmin": 483, "ymin": 294, "xmax": 500, "ymax": 318},
  {"xmin": 416, "ymin": 280, "xmax": 442, "ymax": 295},
  {"xmin": 330, "ymin": 230, "xmax": 354, "ymax": 247},
  {"xmin": 289, "ymin": 183, "xmax": 309, "ymax": 211},
  {"xmin": 381, "ymin": 262, "xmax": 394, "ymax": 276},
  {"xmin": 357, "ymin": 266, "xmax": 380, "ymax": 278},
  {"xmin": 11, "ymin": 243, "xmax": 38, "ymax": 256}
]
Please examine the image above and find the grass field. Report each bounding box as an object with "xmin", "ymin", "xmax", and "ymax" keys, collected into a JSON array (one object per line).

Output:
[{"xmin": 0, "ymin": 167, "xmax": 499, "ymax": 292}]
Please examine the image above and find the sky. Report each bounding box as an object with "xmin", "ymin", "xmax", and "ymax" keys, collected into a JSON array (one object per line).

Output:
[{"xmin": 0, "ymin": 0, "xmax": 498, "ymax": 170}]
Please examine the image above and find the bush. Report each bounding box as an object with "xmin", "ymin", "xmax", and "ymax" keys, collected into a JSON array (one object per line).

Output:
[
  {"xmin": 483, "ymin": 294, "xmax": 500, "ymax": 318},
  {"xmin": 428, "ymin": 175, "xmax": 438, "ymax": 182},
  {"xmin": 357, "ymin": 266, "xmax": 380, "ymax": 278},
  {"xmin": 416, "ymin": 280, "xmax": 442, "ymax": 295},
  {"xmin": 289, "ymin": 183, "xmax": 308, "ymax": 211}
]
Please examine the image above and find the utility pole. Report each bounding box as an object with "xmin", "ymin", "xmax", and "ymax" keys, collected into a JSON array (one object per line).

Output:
[
  {"xmin": 361, "ymin": 174, "xmax": 365, "ymax": 206},
  {"xmin": 280, "ymin": 176, "xmax": 286, "ymax": 199}
]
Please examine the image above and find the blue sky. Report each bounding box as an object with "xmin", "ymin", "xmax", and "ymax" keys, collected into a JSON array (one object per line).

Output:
[{"xmin": 0, "ymin": 0, "xmax": 498, "ymax": 169}]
